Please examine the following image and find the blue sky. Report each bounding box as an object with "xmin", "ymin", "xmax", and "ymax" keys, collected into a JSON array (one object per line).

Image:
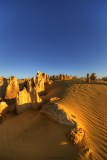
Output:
[{"xmin": 0, "ymin": 0, "xmax": 107, "ymax": 78}]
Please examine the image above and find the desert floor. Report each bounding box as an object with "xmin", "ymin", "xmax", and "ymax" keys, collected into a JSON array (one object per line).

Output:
[{"xmin": 0, "ymin": 80, "xmax": 107, "ymax": 160}]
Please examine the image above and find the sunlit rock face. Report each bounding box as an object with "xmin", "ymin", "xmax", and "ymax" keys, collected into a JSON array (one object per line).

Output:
[
  {"xmin": 16, "ymin": 86, "xmax": 42, "ymax": 113},
  {"xmin": 5, "ymin": 76, "xmax": 19, "ymax": 99},
  {"xmin": 69, "ymin": 75, "xmax": 72, "ymax": 80},
  {"xmin": 47, "ymin": 79, "xmax": 53, "ymax": 85},
  {"xmin": 0, "ymin": 101, "xmax": 8, "ymax": 121},
  {"xmin": 36, "ymin": 71, "xmax": 45, "ymax": 93},
  {"xmin": 16, "ymin": 88, "xmax": 31, "ymax": 105},
  {"xmin": 16, "ymin": 88, "xmax": 32, "ymax": 114},
  {"xmin": 67, "ymin": 128, "xmax": 85, "ymax": 144},
  {"xmin": 0, "ymin": 77, "xmax": 4, "ymax": 86},
  {"xmin": 33, "ymin": 86, "xmax": 42, "ymax": 103},
  {"xmin": 31, "ymin": 86, "xmax": 42, "ymax": 109}
]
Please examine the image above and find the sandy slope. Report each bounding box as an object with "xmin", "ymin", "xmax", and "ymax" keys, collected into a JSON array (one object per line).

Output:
[
  {"xmin": 0, "ymin": 80, "xmax": 107, "ymax": 160},
  {"xmin": 53, "ymin": 81, "xmax": 107, "ymax": 160},
  {"xmin": 0, "ymin": 110, "xmax": 81, "ymax": 160}
]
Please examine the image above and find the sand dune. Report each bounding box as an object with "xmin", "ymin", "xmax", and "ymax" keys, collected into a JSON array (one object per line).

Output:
[
  {"xmin": 0, "ymin": 80, "xmax": 107, "ymax": 160},
  {"xmin": 55, "ymin": 81, "xmax": 107, "ymax": 160},
  {"xmin": 0, "ymin": 110, "xmax": 81, "ymax": 160}
]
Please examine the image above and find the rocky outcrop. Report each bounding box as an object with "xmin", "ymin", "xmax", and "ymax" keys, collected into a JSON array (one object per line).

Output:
[
  {"xmin": 42, "ymin": 73, "xmax": 49, "ymax": 83},
  {"xmin": 16, "ymin": 88, "xmax": 32, "ymax": 114},
  {"xmin": 0, "ymin": 76, "xmax": 4, "ymax": 86},
  {"xmin": 0, "ymin": 77, "xmax": 8, "ymax": 98},
  {"xmin": 16, "ymin": 86, "xmax": 42, "ymax": 114},
  {"xmin": 5, "ymin": 76, "xmax": 19, "ymax": 99},
  {"xmin": 0, "ymin": 101, "xmax": 8, "ymax": 122},
  {"xmin": 18, "ymin": 79, "xmax": 26, "ymax": 91},
  {"xmin": 47, "ymin": 79, "xmax": 53, "ymax": 85},
  {"xmin": 40, "ymin": 102, "xmax": 76, "ymax": 126},
  {"xmin": 87, "ymin": 73, "xmax": 90, "ymax": 82},
  {"xmin": 30, "ymin": 86, "xmax": 42, "ymax": 109},
  {"xmin": 59, "ymin": 74, "xmax": 63, "ymax": 80},
  {"xmin": 16, "ymin": 88, "xmax": 31, "ymax": 105},
  {"xmin": 42, "ymin": 73, "xmax": 53, "ymax": 85},
  {"xmin": 91, "ymin": 73, "xmax": 97, "ymax": 80},
  {"xmin": 36, "ymin": 71, "xmax": 45, "ymax": 93},
  {"xmin": 69, "ymin": 75, "xmax": 72, "ymax": 80},
  {"xmin": 34, "ymin": 86, "xmax": 42, "ymax": 103},
  {"xmin": 50, "ymin": 74, "xmax": 72, "ymax": 81},
  {"xmin": 67, "ymin": 127, "xmax": 85, "ymax": 144},
  {"xmin": 31, "ymin": 77, "xmax": 36, "ymax": 87},
  {"xmin": 26, "ymin": 79, "xmax": 32, "ymax": 92}
]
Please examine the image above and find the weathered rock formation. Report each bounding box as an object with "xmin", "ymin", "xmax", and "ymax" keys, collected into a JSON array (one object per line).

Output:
[
  {"xmin": 16, "ymin": 86, "xmax": 42, "ymax": 114},
  {"xmin": 36, "ymin": 71, "xmax": 45, "ymax": 93},
  {"xmin": 0, "ymin": 101, "xmax": 8, "ymax": 122},
  {"xmin": 16, "ymin": 88, "xmax": 32, "ymax": 114},
  {"xmin": 16, "ymin": 88, "xmax": 32, "ymax": 105},
  {"xmin": 30, "ymin": 86, "xmax": 42, "ymax": 109},
  {"xmin": 34, "ymin": 86, "xmax": 42, "ymax": 103},
  {"xmin": 47, "ymin": 78, "xmax": 53, "ymax": 85},
  {"xmin": 42, "ymin": 73, "xmax": 53, "ymax": 85},
  {"xmin": 0, "ymin": 77, "xmax": 8, "ymax": 98},
  {"xmin": 0, "ymin": 76, "xmax": 4, "ymax": 86},
  {"xmin": 42, "ymin": 73, "xmax": 48, "ymax": 83},
  {"xmin": 50, "ymin": 74, "xmax": 72, "ymax": 81},
  {"xmin": 18, "ymin": 79, "xmax": 26, "ymax": 91},
  {"xmin": 59, "ymin": 74, "xmax": 63, "ymax": 80},
  {"xmin": 31, "ymin": 77, "xmax": 36, "ymax": 87},
  {"xmin": 68, "ymin": 75, "xmax": 72, "ymax": 80},
  {"xmin": 91, "ymin": 73, "xmax": 97, "ymax": 80},
  {"xmin": 26, "ymin": 79, "xmax": 32, "ymax": 92},
  {"xmin": 40, "ymin": 102, "xmax": 76, "ymax": 126},
  {"xmin": 67, "ymin": 127, "xmax": 85, "ymax": 144},
  {"xmin": 5, "ymin": 76, "xmax": 19, "ymax": 99},
  {"xmin": 87, "ymin": 73, "xmax": 90, "ymax": 82}
]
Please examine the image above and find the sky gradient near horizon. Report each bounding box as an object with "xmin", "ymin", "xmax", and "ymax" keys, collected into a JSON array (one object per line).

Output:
[{"xmin": 0, "ymin": 0, "xmax": 107, "ymax": 78}]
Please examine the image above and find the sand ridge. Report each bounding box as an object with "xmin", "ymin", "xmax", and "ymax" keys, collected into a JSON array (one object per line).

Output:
[{"xmin": 58, "ymin": 82, "xmax": 107, "ymax": 160}]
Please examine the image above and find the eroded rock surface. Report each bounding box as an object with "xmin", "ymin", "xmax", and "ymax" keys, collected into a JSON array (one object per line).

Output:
[
  {"xmin": 16, "ymin": 86, "xmax": 42, "ymax": 114},
  {"xmin": 67, "ymin": 127, "xmax": 85, "ymax": 144},
  {"xmin": 87, "ymin": 73, "xmax": 90, "ymax": 82},
  {"xmin": 16, "ymin": 88, "xmax": 32, "ymax": 114},
  {"xmin": 36, "ymin": 71, "xmax": 45, "ymax": 93},
  {"xmin": 91, "ymin": 73, "xmax": 97, "ymax": 80},
  {"xmin": 30, "ymin": 86, "xmax": 42, "ymax": 109},
  {"xmin": 0, "ymin": 101, "xmax": 8, "ymax": 122},
  {"xmin": 34, "ymin": 86, "xmax": 42, "ymax": 103},
  {"xmin": 40, "ymin": 102, "xmax": 76, "ymax": 126},
  {"xmin": 26, "ymin": 79, "xmax": 32, "ymax": 92},
  {"xmin": 0, "ymin": 77, "xmax": 8, "ymax": 98},
  {"xmin": 5, "ymin": 76, "xmax": 19, "ymax": 99}
]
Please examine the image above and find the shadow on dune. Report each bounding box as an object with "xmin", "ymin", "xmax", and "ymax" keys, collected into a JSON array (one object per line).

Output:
[{"xmin": 0, "ymin": 109, "xmax": 82, "ymax": 160}]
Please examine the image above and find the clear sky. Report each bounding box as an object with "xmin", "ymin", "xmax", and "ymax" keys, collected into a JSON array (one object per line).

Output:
[{"xmin": 0, "ymin": 0, "xmax": 107, "ymax": 78}]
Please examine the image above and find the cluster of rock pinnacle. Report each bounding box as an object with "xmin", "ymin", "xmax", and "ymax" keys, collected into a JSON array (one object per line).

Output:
[{"xmin": 0, "ymin": 72, "xmax": 97, "ymax": 122}]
